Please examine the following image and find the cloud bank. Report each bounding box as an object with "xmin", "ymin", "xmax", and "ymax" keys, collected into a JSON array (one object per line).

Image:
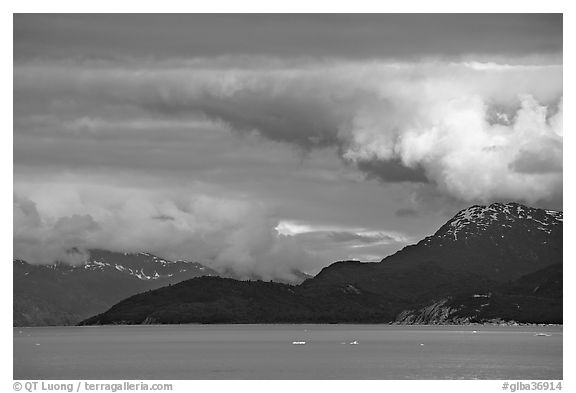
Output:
[
  {"xmin": 13, "ymin": 185, "xmax": 325, "ymax": 279},
  {"xmin": 15, "ymin": 58, "xmax": 562, "ymax": 205},
  {"xmin": 14, "ymin": 57, "xmax": 563, "ymax": 274}
]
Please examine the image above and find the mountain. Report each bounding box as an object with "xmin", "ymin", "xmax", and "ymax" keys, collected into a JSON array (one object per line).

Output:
[
  {"xmin": 395, "ymin": 263, "xmax": 563, "ymax": 324},
  {"xmin": 79, "ymin": 276, "xmax": 398, "ymax": 325},
  {"xmin": 13, "ymin": 249, "xmax": 313, "ymax": 326},
  {"xmin": 13, "ymin": 250, "xmax": 219, "ymax": 326},
  {"xmin": 80, "ymin": 202, "xmax": 563, "ymax": 325},
  {"xmin": 303, "ymin": 202, "xmax": 562, "ymax": 305}
]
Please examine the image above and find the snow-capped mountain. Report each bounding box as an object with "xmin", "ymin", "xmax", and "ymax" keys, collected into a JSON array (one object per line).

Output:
[
  {"xmin": 80, "ymin": 202, "xmax": 562, "ymax": 326},
  {"xmin": 14, "ymin": 250, "xmax": 219, "ymax": 326},
  {"xmin": 433, "ymin": 202, "xmax": 562, "ymax": 242},
  {"xmin": 403, "ymin": 202, "xmax": 564, "ymax": 281},
  {"xmin": 80, "ymin": 249, "xmax": 216, "ymax": 281},
  {"xmin": 14, "ymin": 249, "xmax": 313, "ymax": 326}
]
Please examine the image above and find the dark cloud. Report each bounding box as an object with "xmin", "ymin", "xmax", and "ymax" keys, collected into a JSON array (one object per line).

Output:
[
  {"xmin": 53, "ymin": 214, "xmax": 100, "ymax": 234},
  {"xmin": 14, "ymin": 194, "xmax": 100, "ymax": 264},
  {"xmin": 534, "ymin": 188, "xmax": 563, "ymax": 212},
  {"xmin": 355, "ymin": 159, "xmax": 429, "ymax": 183},
  {"xmin": 395, "ymin": 208, "xmax": 419, "ymax": 218},
  {"xmin": 145, "ymin": 90, "xmax": 344, "ymax": 150},
  {"xmin": 151, "ymin": 214, "xmax": 176, "ymax": 221},
  {"xmin": 14, "ymin": 14, "xmax": 562, "ymax": 61},
  {"xmin": 13, "ymin": 193, "xmax": 41, "ymax": 226},
  {"xmin": 510, "ymin": 144, "xmax": 563, "ymax": 175}
]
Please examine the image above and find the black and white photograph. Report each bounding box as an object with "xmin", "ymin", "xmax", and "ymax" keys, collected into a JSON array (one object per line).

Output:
[{"xmin": 10, "ymin": 11, "xmax": 565, "ymax": 384}]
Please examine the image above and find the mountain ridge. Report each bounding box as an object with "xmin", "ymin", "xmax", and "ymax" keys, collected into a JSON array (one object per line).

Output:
[
  {"xmin": 79, "ymin": 202, "xmax": 563, "ymax": 326},
  {"xmin": 13, "ymin": 249, "xmax": 315, "ymax": 326},
  {"xmin": 13, "ymin": 250, "xmax": 219, "ymax": 326}
]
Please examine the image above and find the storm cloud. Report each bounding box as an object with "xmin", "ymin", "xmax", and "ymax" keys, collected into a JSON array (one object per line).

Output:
[
  {"xmin": 13, "ymin": 187, "xmax": 323, "ymax": 280},
  {"xmin": 13, "ymin": 14, "xmax": 562, "ymax": 277},
  {"xmin": 15, "ymin": 58, "xmax": 563, "ymax": 203}
]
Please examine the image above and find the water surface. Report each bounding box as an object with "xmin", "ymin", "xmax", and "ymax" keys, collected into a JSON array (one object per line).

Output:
[{"xmin": 13, "ymin": 324, "xmax": 562, "ymax": 379}]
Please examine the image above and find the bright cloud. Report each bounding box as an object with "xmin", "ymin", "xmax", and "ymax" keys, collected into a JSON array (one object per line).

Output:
[{"xmin": 14, "ymin": 59, "xmax": 562, "ymax": 206}]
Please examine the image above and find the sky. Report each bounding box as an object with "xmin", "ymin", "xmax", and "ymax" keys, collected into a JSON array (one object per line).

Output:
[{"xmin": 13, "ymin": 14, "xmax": 563, "ymax": 280}]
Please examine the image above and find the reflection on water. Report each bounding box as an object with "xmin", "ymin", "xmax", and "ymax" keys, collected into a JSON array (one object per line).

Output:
[{"xmin": 13, "ymin": 324, "xmax": 562, "ymax": 380}]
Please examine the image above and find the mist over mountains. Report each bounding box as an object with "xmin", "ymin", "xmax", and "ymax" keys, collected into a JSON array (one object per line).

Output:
[
  {"xmin": 13, "ymin": 249, "xmax": 317, "ymax": 326},
  {"xmin": 65, "ymin": 202, "xmax": 562, "ymax": 326}
]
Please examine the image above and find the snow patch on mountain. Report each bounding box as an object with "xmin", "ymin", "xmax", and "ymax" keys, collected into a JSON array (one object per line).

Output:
[
  {"xmin": 437, "ymin": 203, "xmax": 562, "ymax": 241},
  {"xmin": 74, "ymin": 251, "xmax": 216, "ymax": 281}
]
